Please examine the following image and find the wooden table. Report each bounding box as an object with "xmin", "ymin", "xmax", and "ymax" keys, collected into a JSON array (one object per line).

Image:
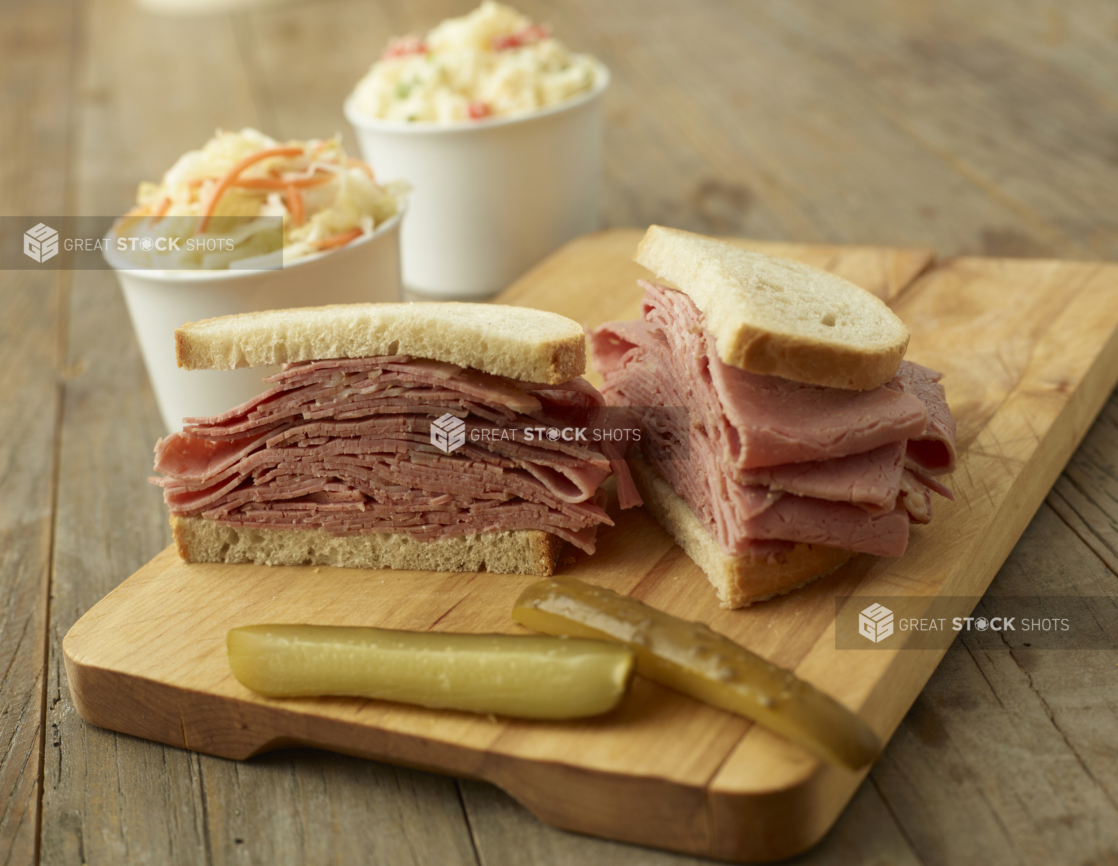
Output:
[{"xmin": 3, "ymin": 1, "xmax": 1117, "ymax": 864}]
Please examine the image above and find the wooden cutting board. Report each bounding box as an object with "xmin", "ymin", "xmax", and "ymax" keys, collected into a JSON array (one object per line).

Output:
[{"xmin": 63, "ymin": 230, "xmax": 1118, "ymax": 862}]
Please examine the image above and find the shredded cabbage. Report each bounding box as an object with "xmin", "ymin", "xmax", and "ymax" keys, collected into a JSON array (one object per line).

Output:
[{"xmin": 113, "ymin": 128, "xmax": 407, "ymax": 270}]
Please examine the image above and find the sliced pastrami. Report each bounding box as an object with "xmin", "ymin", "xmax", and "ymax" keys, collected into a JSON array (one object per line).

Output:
[
  {"xmin": 740, "ymin": 442, "xmax": 905, "ymax": 512},
  {"xmin": 890, "ymin": 361, "xmax": 957, "ymax": 475},
  {"xmin": 591, "ymin": 281, "xmax": 958, "ymax": 559},
  {"xmin": 152, "ymin": 356, "xmax": 638, "ymax": 555}
]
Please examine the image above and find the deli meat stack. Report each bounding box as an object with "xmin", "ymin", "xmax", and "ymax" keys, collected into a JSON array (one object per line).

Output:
[
  {"xmin": 591, "ymin": 281, "xmax": 957, "ymax": 562},
  {"xmin": 152, "ymin": 356, "xmax": 640, "ymax": 556}
]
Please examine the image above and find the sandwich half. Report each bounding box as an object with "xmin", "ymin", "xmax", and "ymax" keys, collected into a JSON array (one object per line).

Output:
[
  {"xmin": 152, "ymin": 302, "xmax": 640, "ymax": 576},
  {"xmin": 591, "ymin": 227, "xmax": 957, "ymax": 608}
]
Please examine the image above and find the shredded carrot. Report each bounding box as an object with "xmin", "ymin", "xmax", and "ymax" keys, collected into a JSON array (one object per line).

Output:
[
  {"xmin": 286, "ymin": 184, "xmax": 304, "ymax": 228},
  {"xmin": 150, "ymin": 196, "xmax": 172, "ymax": 225},
  {"xmin": 313, "ymin": 227, "xmax": 362, "ymax": 251},
  {"xmin": 231, "ymin": 172, "xmax": 333, "ymax": 190},
  {"xmin": 198, "ymin": 145, "xmax": 305, "ymax": 233},
  {"xmin": 348, "ymin": 158, "xmax": 375, "ymax": 181}
]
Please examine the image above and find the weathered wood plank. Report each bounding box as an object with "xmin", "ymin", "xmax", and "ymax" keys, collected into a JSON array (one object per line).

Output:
[
  {"xmin": 68, "ymin": 0, "xmax": 257, "ymax": 215},
  {"xmin": 0, "ymin": 276, "xmax": 60, "ymax": 866},
  {"xmin": 519, "ymin": 0, "xmax": 1072, "ymax": 258},
  {"xmin": 748, "ymin": 0, "xmax": 1118, "ymax": 258},
  {"xmin": 873, "ymin": 504, "xmax": 1118, "ymax": 866},
  {"xmin": 33, "ymin": 0, "xmax": 1118, "ymax": 863},
  {"xmin": 40, "ymin": 0, "xmax": 483, "ymax": 864},
  {"xmin": 1047, "ymin": 393, "xmax": 1118, "ymax": 575},
  {"xmin": 459, "ymin": 774, "xmax": 924, "ymax": 866},
  {"xmin": 199, "ymin": 749, "xmax": 478, "ymax": 866},
  {"xmin": 40, "ymin": 254, "xmax": 208, "ymax": 864},
  {"xmin": 233, "ymin": 0, "xmax": 387, "ymax": 148},
  {"xmin": 0, "ymin": 1, "xmax": 75, "ymax": 864}
]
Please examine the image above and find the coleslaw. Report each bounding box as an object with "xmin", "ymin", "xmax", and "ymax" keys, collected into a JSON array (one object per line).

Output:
[
  {"xmin": 348, "ymin": 2, "xmax": 599, "ymax": 123},
  {"xmin": 113, "ymin": 128, "xmax": 407, "ymax": 269}
]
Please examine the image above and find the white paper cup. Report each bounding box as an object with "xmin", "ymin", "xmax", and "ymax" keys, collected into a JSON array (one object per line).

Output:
[
  {"xmin": 106, "ymin": 211, "xmax": 403, "ymax": 433},
  {"xmin": 344, "ymin": 62, "xmax": 608, "ymax": 299}
]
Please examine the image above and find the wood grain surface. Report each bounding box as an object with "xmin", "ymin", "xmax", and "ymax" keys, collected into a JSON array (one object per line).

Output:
[
  {"xmin": 4, "ymin": 0, "xmax": 1118, "ymax": 864},
  {"xmin": 61, "ymin": 232, "xmax": 1118, "ymax": 862},
  {"xmin": 0, "ymin": 3, "xmax": 75, "ymax": 865}
]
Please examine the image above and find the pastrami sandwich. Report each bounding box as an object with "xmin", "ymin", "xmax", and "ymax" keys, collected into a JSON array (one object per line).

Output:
[
  {"xmin": 151, "ymin": 303, "xmax": 640, "ymax": 576},
  {"xmin": 591, "ymin": 226, "xmax": 957, "ymax": 608}
]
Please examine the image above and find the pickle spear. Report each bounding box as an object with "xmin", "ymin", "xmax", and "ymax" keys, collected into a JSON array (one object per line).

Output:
[
  {"xmin": 512, "ymin": 577, "xmax": 881, "ymax": 769},
  {"xmin": 228, "ymin": 624, "xmax": 634, "ymax": 720}
]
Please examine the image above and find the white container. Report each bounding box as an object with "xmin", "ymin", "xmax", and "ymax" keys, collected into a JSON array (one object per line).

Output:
[
  {"xmin": 344, "ymin": 63, "xmax": 608, "ymax": 299},
  {"xmin": 107, "ymin": 211, "xmax": 403, "ymax": 433}
]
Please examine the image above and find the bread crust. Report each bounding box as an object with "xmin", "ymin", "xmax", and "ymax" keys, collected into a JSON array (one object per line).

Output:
[
  {"xmin": 174, "ymin": 302, "xmax": 586, "ymax": 385},
  {"xmin": 171, "ymin": 516, "xmax": 564, "ymax": 576},
  {"xmin": 630, "ymin": 462, "xmax": 855, "ymax": 608},
  {"xmin": 726, "ymin": 322, "xmax": 908, "ymax": 392},
  {"xmin": 634, "ymin": 225, "xmax": 909, "ymax": 391}
]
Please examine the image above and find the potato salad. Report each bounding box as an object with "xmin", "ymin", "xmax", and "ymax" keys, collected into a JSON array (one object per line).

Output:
[{"xmin": 348, "ymin": 2, "xmax": 600, "ymax": 123}]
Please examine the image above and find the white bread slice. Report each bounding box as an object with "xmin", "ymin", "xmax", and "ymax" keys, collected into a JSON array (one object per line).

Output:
[
  {"xmin": 634, "ymin": 226, "xmax": 909, "ymax": 390},
  {"xmin": 630, "ymin": 462, "xmax": 855, "ymax": 608},
  {"xmin": 171, "ymin": 516, "xmax": 563, "ymax": 576},
  {"xmin": 175, "ymin": 302, "xmax": 585, "ymax": 385}
]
